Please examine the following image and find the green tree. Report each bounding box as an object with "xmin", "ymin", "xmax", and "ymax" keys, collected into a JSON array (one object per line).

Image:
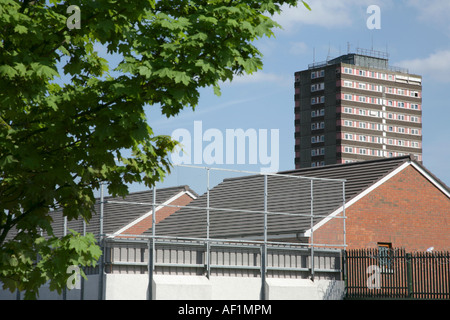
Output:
[{"xmin": 0, "ymin": 0, "xmax": 310, "ymax": 299}]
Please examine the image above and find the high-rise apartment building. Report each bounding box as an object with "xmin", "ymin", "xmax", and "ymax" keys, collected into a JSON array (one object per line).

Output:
[{"xmin": 294, "ymin": 49, "xmax": 423, "ymax": 168}]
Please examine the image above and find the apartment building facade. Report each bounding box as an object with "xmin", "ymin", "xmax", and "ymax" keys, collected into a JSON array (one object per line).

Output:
[{"xmin": 294, "ymin": 50, "xmax": 423, "ymax": 168}]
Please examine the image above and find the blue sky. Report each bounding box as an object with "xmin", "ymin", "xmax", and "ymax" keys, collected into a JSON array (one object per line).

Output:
[{"xmin": 99, "ymin": 0, "xmax": 450, "ymax": 194}]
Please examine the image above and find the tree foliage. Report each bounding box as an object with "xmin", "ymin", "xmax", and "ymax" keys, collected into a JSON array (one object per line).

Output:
[{"xmin": 0, "ymin": 0, "xmax": 309, "ymax": 299}]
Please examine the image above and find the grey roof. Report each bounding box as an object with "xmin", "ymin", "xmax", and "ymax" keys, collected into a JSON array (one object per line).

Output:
[
  {"xmin": 151, "ymin": 156, "xmax": 445, "ymax": 239},
  {"xmin": 50, "ymin": 185, "xmax": 197, "ymax": 238}
]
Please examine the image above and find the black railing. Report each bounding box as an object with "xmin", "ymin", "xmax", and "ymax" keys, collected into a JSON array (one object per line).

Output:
[{"xmin": 344, "ymin": 248, "xmax": 450, "ymax": 299}]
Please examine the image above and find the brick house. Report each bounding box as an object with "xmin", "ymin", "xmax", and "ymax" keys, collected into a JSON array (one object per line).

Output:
[
  {"xmin": 155, "ymin": 156, "xmax": 450, "ymax": 251},
  {"xmin": 309, "ymin": 158, "xmax": 450, "ymax": 251}
]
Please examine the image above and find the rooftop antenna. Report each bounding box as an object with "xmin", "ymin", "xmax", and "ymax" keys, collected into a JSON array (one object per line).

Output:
[
  {"xmin": 347, "ymin": 42, "xmax": 351, "ymax": 54},
  {"xmin": 327, "ymin": 42, "xmax": 331, "ymax": 61}
]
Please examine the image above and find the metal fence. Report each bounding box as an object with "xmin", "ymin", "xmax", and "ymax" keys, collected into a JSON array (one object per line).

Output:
[
  {"xmin": 102, "ymin": 236, "xmax": 344, "ymax": 278},
  {"xmin": 344, "ymin": 248, "xmax": 450, "ymax": 299},
  {"xmin": 102, "ymin": 165, "xmax": 347, "ymax": 243},
  {"xmin": 93, "ymin": 164, "xmax": 348, "ymax": 300}
]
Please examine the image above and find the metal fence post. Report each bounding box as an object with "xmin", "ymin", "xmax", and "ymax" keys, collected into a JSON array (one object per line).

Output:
[
  {"xmin": 148, "ymin": 187, "xmax": 156, "ymax": 300},
  {"xmin": 406, "ymin": 253, "xmax": 413, "ymax": 298},
  {"xmin": 98, "ymin": 182, "xmax": 105, "ymax": 300},
  {"xmin": 80, "ymin": 220, "xmax": 86, "ymax": 301},
  {"xmin": 148, "ymin": 238, "xmax": 153, "ymax": 300},
  {"xmin": 342, "ymin": 181, "xmax": 346, "ymax": 249},
  {"xmin": 63, "ymin": 216, "xmax": 67, "ymax": 300},
  {"xmin": 261, "ymin": 174, "xmax": 268, "ymax": 300},
  {"xmin": 342, "ymin": 250, "xmax": 348, "ymax": 297},
  {"xmin": 152, "ymin": 186, "xmax": 156, "ymax": 269},
  {"xmin": 310, "ymin": 179, "xmax": 314, "ymax": 281},
  {"xmin": 206, "ymin": 168, "xmax": 211, "ymax": 279}
]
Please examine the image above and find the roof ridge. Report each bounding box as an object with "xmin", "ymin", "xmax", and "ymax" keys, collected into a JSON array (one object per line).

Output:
[
  {"xmin": 221, "ymin": 155, "xmax": 412, "ymax": 183},
  {"xmin": 281, "ymin": 155, "xmax": 412, "ymax": 175},
  {"xmin": 96, "ymin": 185, "xmax": 196, "ymax": 200}
]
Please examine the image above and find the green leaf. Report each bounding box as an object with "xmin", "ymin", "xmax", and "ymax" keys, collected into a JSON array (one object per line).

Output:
[
  {"xmin": 14, "ymin": 63, "xmax": 27, "ymax": 76},
  {"xmin": 0, "ymin": 65, "xmax": 17, "ymax": 79},
  {"xmin": 14, "ymin": 25, "xmax": 27, "ymax": 34},
  {"xmin": 173, "ymin": 71, "xmax": 191, "ymax": 85},
  {"xmin": 302, "ymin": 1, "xmax": 312, "ymax": 11},
  {"xmin": 8, "ymin": 255, "xmax": 18, "ymax": 267},
  {"xmin": 0, "ymin": 155, "xmax": 17, "ymax": 167},
  {"xmin": 213, "ymin": 85, "xmax": 221, "ymax": 97},
  {"xmin": 137, "ymin": 65, "xmax": 152, "ymax": 78},
  {"xmin": 47, "ymin": 97, "xmax": 59, "ymax": 111},
  {"xmin": 69, "ymin": 237, "xmax": 85, "ymax": 253},
  {"xmin": 33, "ymin": 64, "xmax": 59, "ymax": 79}
]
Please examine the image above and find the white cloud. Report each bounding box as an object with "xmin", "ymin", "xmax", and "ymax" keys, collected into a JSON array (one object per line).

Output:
[
  {"xmin": 406, "ymin": 0, "xmax": 450, "ymax": 36},
  {"xmin": 396, "ymin": 50, "xmax": 450, "ymax": 82},
  {"xmin": 407, "ymin": 0, "xmax": 450, "ymax": 22},
  {"xmin": 274, "ymin": 0, "xmax": 390, "ymax": 31},
  {"xmin": 223, "ymin": 71, "xmax": 290, "ymax": 86}
]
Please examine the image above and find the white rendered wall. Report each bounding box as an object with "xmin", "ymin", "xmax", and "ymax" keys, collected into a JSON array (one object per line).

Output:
[
  {"xmin": 103, "ymin": 275, "xmax": 344, "ymax": 300},
  {"xmin": 103, "ymin": 274, "xmax": 149, "ymax": 300},
  {"xmin": 1, "ymin": 275, "xmax": 344, "ymax": 300}
]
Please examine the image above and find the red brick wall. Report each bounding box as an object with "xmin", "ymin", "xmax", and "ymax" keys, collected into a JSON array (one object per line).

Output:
[
  {"xmin": 313, "ymin": 165, "xmax": 450, "ymax": 251},
  {"xmin": 120, "ymin": 193, "xmax": 195, "ymax": 236}
]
